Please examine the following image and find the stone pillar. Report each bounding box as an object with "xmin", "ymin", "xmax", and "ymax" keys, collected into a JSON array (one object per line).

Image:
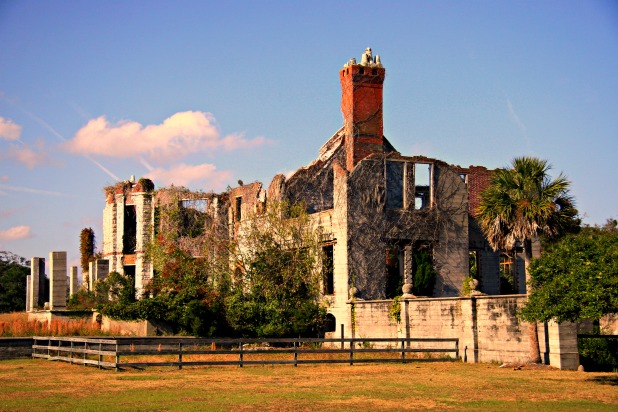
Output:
[
  {"xmin": 401, "ymin": 244, "xmax": 415, "ymax": 298},
  {"xmin": 546, "ymin": 321, "xmax": 580, "ymax": 370},
  {"xmin": 29, "ymin": 257, "xmax": 44, "ymax": 311},
  {"xmin": 89, "ymin": 261, "xmax": 96, "ymax": 290},
  {"xmin": 26, "ymin": 275, "xmax": 31, "ymax": 312},
  {"xmin": 49, "ymin": 251, "xmax": 67, "ymax": 310},
  {"xmin": 69, "ymin": 266, "xmax": 78, "ymax": 296}
]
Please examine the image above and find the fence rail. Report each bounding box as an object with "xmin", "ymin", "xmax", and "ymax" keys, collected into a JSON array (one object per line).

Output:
[{"xmin": 32, "ymin": 336, "xmax": 459, "ymax": 371}]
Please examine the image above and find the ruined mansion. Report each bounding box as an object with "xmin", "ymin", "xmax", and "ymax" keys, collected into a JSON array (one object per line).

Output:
[{"xmin": 28, "ymin": 49, "xmax": 580, "ymax": 369}]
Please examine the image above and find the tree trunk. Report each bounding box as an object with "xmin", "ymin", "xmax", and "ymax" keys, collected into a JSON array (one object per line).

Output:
[{"xmin": 524, "ymin": 238, "xmax": 541, "ymax": 363}]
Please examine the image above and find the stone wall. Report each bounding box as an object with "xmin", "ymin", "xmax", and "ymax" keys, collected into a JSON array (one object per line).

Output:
[{"xmin": 333, "ymin": 295, "xmax": 580, "ymax": 369}]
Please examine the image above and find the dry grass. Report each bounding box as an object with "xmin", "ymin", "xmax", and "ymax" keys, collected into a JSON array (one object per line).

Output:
[
  {"xmin": 0, "ymin": 312, "xmax": 120, "ymax": 337},
  {"xmin": 0, "ymin": 359, "xmax": 616, "ymax": 411}
]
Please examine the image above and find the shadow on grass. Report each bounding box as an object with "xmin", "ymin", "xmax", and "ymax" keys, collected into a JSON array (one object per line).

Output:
[{"xmin": 589, "ymin": 376, "xmax": 618, "ymax": 386}]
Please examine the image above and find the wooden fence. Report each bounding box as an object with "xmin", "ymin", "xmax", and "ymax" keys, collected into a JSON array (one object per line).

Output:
[{"xmin": 32, "ymin": 336, "xmax": 459, "ymax": 371}]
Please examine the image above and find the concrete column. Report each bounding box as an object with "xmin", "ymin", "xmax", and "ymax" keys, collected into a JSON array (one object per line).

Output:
[
  {"xmin": 29, "ymin": 257, "xmax": 44, "ymax": 311},
  {"xmin": 26, "ymin": 275, "xmax": 31, "ymax": 312},
  {"xmin": 49, "ymin": 251, "xmax": 67, "ymax": 310},
  {"xmin": 89, "ymin": 261, "xmax": 96, "ymax": 291},
  {"xmin": 69, "ymin": 266, "xmax": 78, "ymax": 296},
  {"xmin": 547, "ymin": 321, "xmax": 580, "ymax": 370}
]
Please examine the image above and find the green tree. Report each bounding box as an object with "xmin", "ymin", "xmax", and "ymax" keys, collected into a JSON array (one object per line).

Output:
[
  {"xmin": 520, "ymin": 223, "xmax": 618, "ymax": 323},
  {"xmin": 225, "ymin": 201, "xmax": 326, "ymax": 338},
  {"xmin": 0, "ymin": 252, "xmax": 30, "ymax": 313},
  {"xmin": 476, "ymin": 156, "xmax": 578, "ymax": 363}
]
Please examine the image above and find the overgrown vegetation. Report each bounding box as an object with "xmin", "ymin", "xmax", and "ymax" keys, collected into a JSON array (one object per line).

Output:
[
  {"xmin": 412, "ymin": 249, "xmax": 437, "ymax": 296},
  {"xmin": 0, "ymin": 252, "xmax": 29, "ymax": 313},
  {"xmin": 520, "ymin": 221, "xmax": 618, "ymax": 324},
  {"xmin": 95, "ymin": 187, "xmax": 327, "ymax": 338},
  {"xmin": 79, "ymin": 227, "xmax": 96, "ymax": 273}
]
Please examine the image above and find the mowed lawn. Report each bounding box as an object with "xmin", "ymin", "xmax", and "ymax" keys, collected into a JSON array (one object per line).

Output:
[{"xmin": 0, "ymin": 359, "xmax": 616, "ymax": 411}]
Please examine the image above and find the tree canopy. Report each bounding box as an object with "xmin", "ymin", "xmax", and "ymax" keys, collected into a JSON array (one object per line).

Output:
[
  {"xmin": 0, "ymin": 251, "xmax": 30, "ymax": 313},
  {"xmin": 476, "ymin": 157, "xmax": 578, "ymax": 255},
  {"xmin": 520, "ymin": 222, "xmax": 618, "ymax": 323}
]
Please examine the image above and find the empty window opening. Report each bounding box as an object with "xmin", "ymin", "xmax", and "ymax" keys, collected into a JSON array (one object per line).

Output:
[
  {"xmin": 322, "ymin": 245, "xmax": 334, "ymax": 295},
  {"xmin": 123, "ymin": 205, "xmax": 137, "ymax": 254},
  {"xmin": 181, "ymin": 199, "xmax": 208, "ymax": 213},
  {"xmin": 414, "ymin": 163, "xmax": 432, "ymax": 210},
  {"xmin": 235, "ymin": 197, "xmax": 242, "ymax": 222},
  {"xmin": 386, "ymin": 161, "xmax": 404, "ymax": 209},
  {"xmin": 372, "ymin": 68, "xmax": 377, "ymax": 75},
  {"xmin": 324, "ymin": 313, "xmax": 337, "ymax": 333},
  {"xmin": 385, "ymin": 245, "xmax": 403, "ymax": 298},
  {"xmin": 499, "ymin": 252, "xmax": 517, "ymax": 294},
  {"xmin": 412, "ymin": 243, "xmax": 436, "ymax": 297},
  {"xmin": 359, "ymin": 67, "xmax": 365, "ymax": 74},
  {"xmin": 122, "ymin": 265, "xmax": 137, "ymax": 301}
]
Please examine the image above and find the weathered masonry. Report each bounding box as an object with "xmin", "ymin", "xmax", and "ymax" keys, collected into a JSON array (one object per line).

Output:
[{"xmin": 95, "ymin": 48, "xmax": 579, "ymax": 368}]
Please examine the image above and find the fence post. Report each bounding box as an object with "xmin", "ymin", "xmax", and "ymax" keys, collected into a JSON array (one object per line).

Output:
[
  {"xmin": 70, "ymin": 341, "xmax": 74, "ymax": 365},
  {"xmin": 455, "ymin": 339, "xmax": 460, "ymax": 361},
  {"xmin": 115, "ymin": 342, "xmax": 120, "ymax": 372},
  {"xmin": 98, "ymin": 342, "xmax": 102, "ymax": 369},
  {"xmin": 294, "ymin": 341, "xmax": 298, "ymax": 367},
  {"xmin": 340, "ymin": 324, "xmax": 345, "ymax": 350},
  {"xmin": 178, "ymin": 342, "xmax": 183, "ymax": 370},
  {"xmin": 401, "ymin": 339, "xmax": 405, "ymax": 362},
  {"xmin": 84, "ymin": 341, "xmax": 87, "ymax": 366},
  {"xmin": 349, "ymin": 338, "xmax": 354, "ymax": 366},
  {"xmin": 239, "ymin": 341, "xmax": 243, "ymax": 368}
]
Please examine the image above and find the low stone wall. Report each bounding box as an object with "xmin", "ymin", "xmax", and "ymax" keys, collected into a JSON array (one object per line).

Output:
[
  {"xmin": 0, "ymin": 338, "xmax": 33, "ymax": 360},
  {"xmin": 347, "ymin": 295, "xmax": 580, "ymax": 369}
]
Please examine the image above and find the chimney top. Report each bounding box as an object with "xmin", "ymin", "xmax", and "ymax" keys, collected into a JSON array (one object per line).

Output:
[{"xmin": 343, "ymin": 47, "xmax": 383, "ymax": 69}]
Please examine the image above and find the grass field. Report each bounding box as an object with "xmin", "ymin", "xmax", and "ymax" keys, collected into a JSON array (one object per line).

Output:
[{"xmin": 0, "ymin": 359, "xmax": 616, "ymax": 411}]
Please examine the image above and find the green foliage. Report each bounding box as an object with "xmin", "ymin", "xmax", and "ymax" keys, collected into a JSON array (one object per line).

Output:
[
  {"xmin": 520, "ymin": 225, "xmax": 618, "ymax": 323},
  {"xmin": 99, "ymin": 241, "xmax": 228, "ymax": 337},
  {"xmin": 79, "ymin": 227, "xmax": 96, "ymax": 273},
  {"xmin": 67, "ymin": 289, "xmax": 97, "ymax": 310},
  {"xmin": 578, "ymin": 323, "xmax": 618, "ymax": 372},
  {"xmin": 225, "ymin": 201, "xmax": 326, "ymax": 338},
  {"xmin": 0, "ymin": 252, "xmax": 30, "ymax": 313},
  {"xmin": 389, "ymin": 296, "xmax": 401, "ymax": 323},
  {"xmin": 412, "ymin": 249, "xmax": 436, "ymax": 296},
  {"xmin": 460, "ymin": 276, "xmax": 474, "ymax": 297},
  {"xmin": 476, "ymin": 157, "xmax": 578, "ymax": 252},
  {"xmin": 137, "ymin": 178, "xmax": 155, "ymax": 192}
]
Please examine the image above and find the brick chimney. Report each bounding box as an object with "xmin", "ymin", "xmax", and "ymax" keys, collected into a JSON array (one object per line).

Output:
[{"xmin": 340, "ymin": 48, "xmax": 386, "ymax": 171}]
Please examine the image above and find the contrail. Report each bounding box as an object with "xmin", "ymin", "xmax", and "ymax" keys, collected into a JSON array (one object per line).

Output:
[
  {"xmin": 0, "ymin": 183, "xmax": 77, "ymax": 197},
  {"xmin": 1, "ymin": 95, "xmax": 120, "ymax": 181}
]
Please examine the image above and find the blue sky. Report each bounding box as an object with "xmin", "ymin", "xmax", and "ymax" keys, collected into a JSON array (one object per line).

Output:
[{"xmin": 1, "ymin": 1, "xmax": 617, "ymax": 269}]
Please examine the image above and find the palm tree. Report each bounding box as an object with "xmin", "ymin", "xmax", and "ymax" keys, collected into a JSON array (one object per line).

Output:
[{"xmin": 476, "ymin": 156, "xmax": 578, "ymax": 363}]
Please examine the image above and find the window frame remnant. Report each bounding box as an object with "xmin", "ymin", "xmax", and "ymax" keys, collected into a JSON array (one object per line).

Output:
[{"xmin": 414, "ymin": 163, "xmax": 432, "ymax": 210}]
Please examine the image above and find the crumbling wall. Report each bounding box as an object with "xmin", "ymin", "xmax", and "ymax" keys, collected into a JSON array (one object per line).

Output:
[{"xmin": 344, "ymin": 154, "xmax": 469, "ymax": 300}]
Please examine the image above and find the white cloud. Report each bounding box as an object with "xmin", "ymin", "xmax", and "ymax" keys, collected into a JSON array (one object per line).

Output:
[
  {"xmin": 64, "ymin": 111, "xmax": 269, "ymax": 164},
  {"xmin": 0, "ymin": 225, "xmax": 33, "ymax": 241},
  {"xmin": 0, "ymin": 140, "xmax": 53, "ymax": 169},
  {"xmin": 145, "ymin": 163, "xmax": 232, "ymax": 191},
  {"xmin": 0, "ymin": 116, "xmax": 21, "ymax": 140}
]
